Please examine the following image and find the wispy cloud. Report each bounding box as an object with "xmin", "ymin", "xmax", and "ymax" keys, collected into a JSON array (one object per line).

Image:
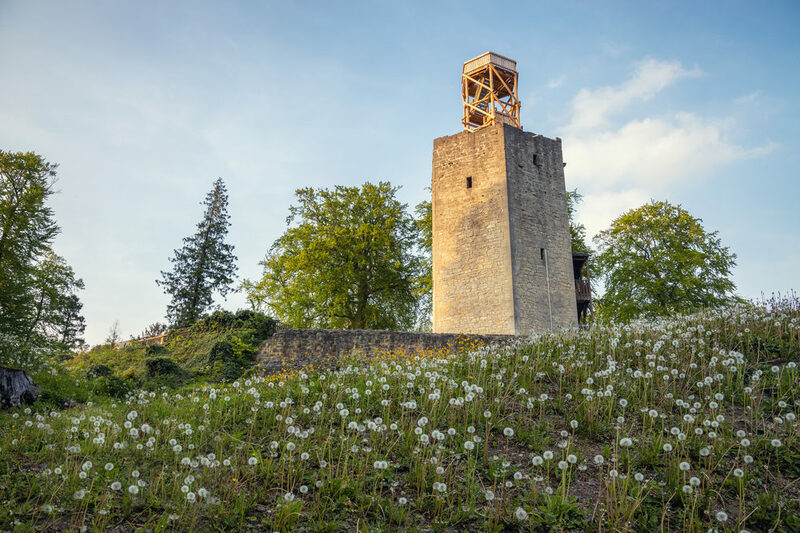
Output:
[
  {"xmin": 734, "ymin": 91, "xmax": 761, "ymax": 104},
  {"xmin": 565, "ymin": 112, "xmax": 774, "ymax": 190},
  {"xmin": 546, "ymin": 76, "xmax": 565, "ymax": 89},
  {"xmin": 567, "ymin": 59, "xmax": 701, "ymax": 132},
  {"xmin": 561, "ymin": 59, "xmax": 773, "ymax": 240}
]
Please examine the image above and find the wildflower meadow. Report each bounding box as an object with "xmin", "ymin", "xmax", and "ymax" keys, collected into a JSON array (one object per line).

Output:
[{"xmin": 1, "ymin": 298, "xmax": 799, "ymax": 531}]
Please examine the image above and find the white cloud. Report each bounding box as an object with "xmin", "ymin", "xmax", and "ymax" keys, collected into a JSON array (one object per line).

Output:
[
  {"xmin": 567, "ymin": 59, "xmax": 701, "ymax": 132},
  {"xmin": 734, "ymin": 91, "xmax": 761, "ymax": 104},
  {"xmin": 564, "ymin": 112, "xmax": 774, "ymax": 190},
  {"xmin": 560, "ymin": 58, "xmax": 772, "ymax": 241},
  {"xmin": 546, "ymin": 76, "xmax": 565, "ymax": 89}
]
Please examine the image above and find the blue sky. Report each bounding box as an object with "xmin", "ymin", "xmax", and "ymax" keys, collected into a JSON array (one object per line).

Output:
[{"xmin": 1, "ymin": 1, "xmax": 798, "ymax": 344}]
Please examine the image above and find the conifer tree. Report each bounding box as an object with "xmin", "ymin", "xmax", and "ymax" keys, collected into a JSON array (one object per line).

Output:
[{"xmin": 157, "ymin": 178, "xmax": 237, "ymax": 327}]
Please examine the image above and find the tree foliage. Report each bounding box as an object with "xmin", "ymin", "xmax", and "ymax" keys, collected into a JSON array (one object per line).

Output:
[
  {"xmin": 243, "ymin": 181, "xmax": 422, "ymax": 330},
  {"xmin": 26, "ymin": 251, "xmax": 85, "ymax": 353},
  {"xmin": 0, "ymin": 150, "xmax": 85, "ymax": 364},
  {"xmin": 593, "ymin": 200, "xmax": 737, "ymax": 323},
  {"xmin": 414, "ymin": 197, "xmax": 432, "ymax": 330},
  {"xmin": 157, "ymin": 178, "xmax": 237, "ymax": 328},
  {"xmin": 566, "ymin": 189, "xmax": 591, "ymax": 254}
]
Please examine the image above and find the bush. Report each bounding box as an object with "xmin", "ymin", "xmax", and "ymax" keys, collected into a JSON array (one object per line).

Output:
[
  {"xmin": 208, "ymin": 332, "xmax": 259, "ymax": 381},
  {"xmin": 145, "ymin": 344, "xmax": 170, "ymax": 357},
  {"xmin": 34, "ymin": 370, "xmax": 94, "ymax": 408},
  {"xmin": 192, "ymin": 310, "xmax": 276, "ymax": 341},
  {"xmin": 145, "ymin": 357, "xmax": 182, "ymax": 378},
  {"xmin": 93, "ymin": 375, "xmax": 134, "ymax": 399},
  {"xmin": 86, "ymin": 364, "xmax": 112, "ymax": 379},
  {"xmin": 236, "ymin": 310, "xmax": 277, "ymax": 340}
]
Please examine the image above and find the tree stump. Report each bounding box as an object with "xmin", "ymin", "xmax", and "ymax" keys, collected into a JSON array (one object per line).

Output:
[{"xmin": 0, "ymin": 367, "xmax": 41, "ymax": 409}]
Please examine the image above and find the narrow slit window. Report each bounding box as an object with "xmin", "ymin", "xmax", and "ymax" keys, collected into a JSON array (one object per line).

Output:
[
  {"xmin": 533, "ymin": 154, "xmax": 539, "ymax": 166},
  {"xmin": 466, "ymin": 176, "xmax": 472, "ymax": 188}
]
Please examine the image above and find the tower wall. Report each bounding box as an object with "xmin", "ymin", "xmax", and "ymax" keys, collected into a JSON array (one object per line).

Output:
[
  {"xmin": 432, "ymin": 125, "xmax": 515, "ymax": 334},
  {"xmin": 432, "ymin": 123, "xmax": 577, "ymax": 335},
  {"xmin": 504, "ymin": 126, "xmax": 577, "ymax": 334}
]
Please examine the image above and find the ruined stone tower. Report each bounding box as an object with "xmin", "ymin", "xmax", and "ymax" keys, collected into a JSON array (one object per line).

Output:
[{"xmin": 432, "ymin": 52, "xmax": 577, "ymax": 335}]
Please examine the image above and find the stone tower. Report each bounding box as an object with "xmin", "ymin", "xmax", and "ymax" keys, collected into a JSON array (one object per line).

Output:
[{"xmin": 431, "ymin": 53, "xmax": 577, "ymax": 335}]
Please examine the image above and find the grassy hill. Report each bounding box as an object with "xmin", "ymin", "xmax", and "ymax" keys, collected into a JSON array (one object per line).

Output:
[
  {"xmin": 1, "ymin": 298, "xmax": 798, "ymax": 531},
  {"xmin": 64, "ymin": 310, "xmax": 277, "ymax": 390}
]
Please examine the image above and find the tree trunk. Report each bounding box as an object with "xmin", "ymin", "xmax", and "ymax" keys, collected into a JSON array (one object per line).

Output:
[{"xmin": 0, "ymin": 367, "xmax": 41, "ymax": 409}]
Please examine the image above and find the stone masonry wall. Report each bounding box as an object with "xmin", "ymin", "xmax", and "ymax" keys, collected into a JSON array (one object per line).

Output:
[
  {"xmin": 256, "ymin": 328, "xmax": 511, "ymax": 374},
  {"xmin": 431, "ymin": 123, "xmax": 577, "ymax": 335},
  {"xmin": 504, "ymin": 126, "xmax": 578, "ymax": 333},
  {"xmin": 432, "ymin": 124, "xmax": 515, "ymax": 334}
]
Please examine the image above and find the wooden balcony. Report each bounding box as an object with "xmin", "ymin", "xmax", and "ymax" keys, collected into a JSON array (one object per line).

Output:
[{"xmin": 575, "ymin": 279, "xmax": 591, "ymax": 303}]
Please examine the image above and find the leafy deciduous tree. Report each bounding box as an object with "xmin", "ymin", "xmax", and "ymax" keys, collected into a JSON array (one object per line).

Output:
[
  {"xmin": 593, "ymin": 200, "xmax": 737, "ymax": 323},
  {"xmin": 0, "ymin": 150, "xmax": 85, "ymax": 363},
  {"xmin": 157, "ymin": 178, "xmax": 238, "ymax": 327},
  {"xmin": 25, "ymin": 251, "xmax": 85, "ymax": 353},
  {"xmin": 242, "ymin": 181, "xmax": 421, "ymax": 330},
  {"xmin": 414, "ymin": 197, "xmax": 432, "ymax": 330},
  {"xmin": 140, "ymin": 322, "xmax": 168, "ymax": 338}
]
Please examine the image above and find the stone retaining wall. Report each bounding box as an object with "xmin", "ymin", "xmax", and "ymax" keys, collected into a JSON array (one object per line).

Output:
[{"xmin": 256, "ymin": 328, "xmax": 512, "ymax": 374}]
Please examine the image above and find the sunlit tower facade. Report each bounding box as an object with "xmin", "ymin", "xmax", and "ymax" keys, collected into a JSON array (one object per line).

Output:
[{"xmin": 432, "ymin": 52, "xmax": 578, "ymax": 335}]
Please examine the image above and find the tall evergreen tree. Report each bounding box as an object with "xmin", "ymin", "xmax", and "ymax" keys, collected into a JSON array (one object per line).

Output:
[{"xmin": 157, "ymin": 178, "xmax": 238, "ymax": 327}]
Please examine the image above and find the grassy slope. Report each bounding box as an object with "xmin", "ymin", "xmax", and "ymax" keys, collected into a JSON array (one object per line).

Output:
[
  {"xmin": 1, "ymin": 300, "xmax": 799, "ymax": 532},
  {"xmin": 65, "ymin": 329, "xmax": 227, "ymax": 381}
]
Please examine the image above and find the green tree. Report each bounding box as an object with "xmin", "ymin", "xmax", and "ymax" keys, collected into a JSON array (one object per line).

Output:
[
  {"xmin": 0, "ymin": 151, "xmax": 84, "ymax": 364},
  {"xmin": 593, "ymin": 200, "xmax": 737, "ymax": 323},
  {"xmin": 566, "ymin": 189, "xmax": 591, "ymax": 254},
  {"xmin": 157, "ymin": 178, "xmax": 238, "ymax": 327},
  {"xmin": 58, "ymin": 294, "xmax": 86, "ymax": 351},
  {"xmin": 242, "ymin": 181, "xmax": 421, "ymax": 330},
  {"xmin": 25, "ymin": 251, "xmax": 85, "ymax": 353},
  {"xmin": 414, "ymin": 197, "xmax": 432, "ymax": 330}
]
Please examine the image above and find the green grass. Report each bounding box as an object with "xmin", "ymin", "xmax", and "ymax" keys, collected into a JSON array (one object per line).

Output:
[
  {"xmin": 1, "ymin": 298, "xmax": 799, "ymax": 531},
  {"xmin": 63, "ymin": 310, "xmax": 276, "ymax": 387}
]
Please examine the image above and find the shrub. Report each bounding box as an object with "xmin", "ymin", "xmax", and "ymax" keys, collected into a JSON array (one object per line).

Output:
[
  {"xmin": 234, "ymin": 309, "xmax": 277, "ymax": 340},
  {"xmin": 86, "ymin": 364, "xmax": 112, "ymax": 379},
  {"xmin": 207, "ymin": 332, "xmax": 259, "ymax": 381},
  {"xmin": 145, "ymin": 357, "xmax": 182, "ymax": 378},
  {"xmin": 33, "ymin": 370, "xmax": 93, "ymax": 408},
  {"xmin": 93, "ymin": 375, "xmax": 134, "ymax": 399},
  {"xmin": 191, "ymin": 310, "xmax": 276, "ymax": 341},
  {"xmin": 145, "ymin": 344, "xmax": 170, "ymax": 357}
]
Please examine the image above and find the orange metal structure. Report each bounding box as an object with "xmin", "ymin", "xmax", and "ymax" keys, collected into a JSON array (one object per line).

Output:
[{"xmin": 462, "ymin": 52, "xmax": 520, "ymax": 132}]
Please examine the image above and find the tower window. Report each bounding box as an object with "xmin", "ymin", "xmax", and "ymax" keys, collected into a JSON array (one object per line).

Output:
[
  {"xmin": 466, "ymin": 176, "xmax": 472, "ymax": 188},
  {"xmin": 533, "ymin": 154, "xmax": 540, "ymax": 166}
]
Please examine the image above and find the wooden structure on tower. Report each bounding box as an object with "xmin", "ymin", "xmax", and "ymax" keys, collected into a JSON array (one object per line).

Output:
[{"xmin": 462, "ymin": 52, "xmax": 521, "ymax": 132}]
